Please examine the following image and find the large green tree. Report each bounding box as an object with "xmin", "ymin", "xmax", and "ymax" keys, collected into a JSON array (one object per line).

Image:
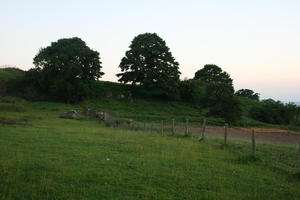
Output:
[
  {"xmin": 31, "ymin": 37, "xmax": 104, "ymax": 102},
  {"xmin": 117, "ymin": 33, "xmax": 181, "ymax": 99},
  {"xmin": 194, "ymin": 64, "xmax": 233, "ymax": 90}
]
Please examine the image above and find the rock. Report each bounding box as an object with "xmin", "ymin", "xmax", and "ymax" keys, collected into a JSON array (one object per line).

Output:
[
  {"xmin": 60, "ymin": 110, "xmax": 83, "ymax": 119},
  {"xmin": 60, "ymin": 108, "xmax": 110, "ymax": 121},
  {"xmin": 95, "ymin": 111, "xmax": 109, "ymax": 121},
  {"xmin": 60, "ymin": 108, "xmax": 133, "ymax": 127}
]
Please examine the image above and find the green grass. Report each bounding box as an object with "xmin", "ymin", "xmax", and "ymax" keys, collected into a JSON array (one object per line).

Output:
[
  {"xmin": 0, "ymin": 97, "xmax": 300, "ymax": 199},
  {"xmin": 84, "ymin": 98, "xmax": 207, "ymax": 123}
]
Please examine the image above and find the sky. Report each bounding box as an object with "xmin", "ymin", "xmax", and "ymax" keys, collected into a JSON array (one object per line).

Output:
[{"xmin": 1, "ymin": 0, "xmax": 300, "ymax": 102}]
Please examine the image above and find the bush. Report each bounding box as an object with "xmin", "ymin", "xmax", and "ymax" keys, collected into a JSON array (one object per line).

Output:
[
  {"xmin": 250, "ymin": 99, "xmax": 299, "ymax": 125},
  {"xmin": 204, "ymin": 83, "xmax": 242, "ymax": 123},
  {"xmin": 179, "ymin": 79, "xmax": 205, "ymax": 104}
]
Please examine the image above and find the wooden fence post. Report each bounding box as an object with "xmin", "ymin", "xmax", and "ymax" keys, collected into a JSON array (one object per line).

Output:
[
  {"xmin": 252, "ymin": 129, "xmax": 256, "ymax": 158},
  {"xmin": 296, "ymin": 106, "xmax": 300, "ymax": 125},
  {"xmin": 185, "ymin": 118, "xmax": 189, "ymax": 136},
  {"xmin": 297, "ymin": 140, "xmax": 300, "ymax": 170},
  {"xmin": 172, "ymin": 119, "xmax": 175, "ymax": 135},
  {"xmin": 224, "ymin": 123, "xmax": 228, "ymax": 145},
  {"xmin": 199, "ymin": 118, "xmax": 206, "ymax": 141}
]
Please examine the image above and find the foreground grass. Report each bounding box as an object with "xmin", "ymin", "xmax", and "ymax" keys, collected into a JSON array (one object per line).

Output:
[{"xmin": 1, "ymin": 97, "xmax": 300, "ymax": 199}]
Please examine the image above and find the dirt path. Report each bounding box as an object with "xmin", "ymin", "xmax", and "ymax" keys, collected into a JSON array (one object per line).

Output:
[{"xmin": 172, "ymin": 125, "xmax": 300, "ymax": 145}]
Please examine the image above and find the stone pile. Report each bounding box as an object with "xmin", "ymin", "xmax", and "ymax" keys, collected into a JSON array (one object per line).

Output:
[
  {"xmin": 60, "ymin": 108, "xmax": 133, "ymax": 127},
  {"xmin": 60, "ymin": 108, "xmax": 109, "ymax": 120}
]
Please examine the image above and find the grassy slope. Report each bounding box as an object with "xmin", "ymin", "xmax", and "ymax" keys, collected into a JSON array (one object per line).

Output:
[
  {"xmin": 1, "ymin": 68, "xmax": 298, "ymax": 130},
  {"xmin": 89, "ymin": 81, "xmax": 208, "ymax": 123},
  {"xmin": 0, "ymin": 97, "xmax": 300, "ymax": 199},
  {"xmin": 0, "ymin": 68, "xmax": 25, "ymax": 97},
  {"xmin": 0, "ymin": 68, "xmax": 24, "ymax": 81},
  {"xmin": 84, "ymin": 98, "xmax": 206, "ymax": 123}
]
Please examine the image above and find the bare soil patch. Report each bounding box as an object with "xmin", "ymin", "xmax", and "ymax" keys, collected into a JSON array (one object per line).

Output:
[{"xmin": 173, "ymin": 125, "xmax": 300, "ymax": 145}]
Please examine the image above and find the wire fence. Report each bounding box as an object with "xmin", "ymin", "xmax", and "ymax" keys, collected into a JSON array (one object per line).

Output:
[
  {"xmin": 111, "ymin": 118, "xmax": 237, "ymax": 135},
  {"xmin": 104, "ymin": 116, "xmax": 300, "ymax": 169}
]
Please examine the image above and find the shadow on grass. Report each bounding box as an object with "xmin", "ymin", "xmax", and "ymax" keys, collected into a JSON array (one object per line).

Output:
[{"xmin": 291, "ymin": 172, "xmax": 300, "ymax": 181}]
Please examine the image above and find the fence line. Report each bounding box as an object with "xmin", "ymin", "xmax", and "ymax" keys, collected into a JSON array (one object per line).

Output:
[{"xmin": 105, "ymin": 116, "xmax": 299, "ymax": 166}]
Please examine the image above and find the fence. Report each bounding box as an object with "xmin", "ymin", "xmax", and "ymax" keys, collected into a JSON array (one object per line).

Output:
[{"xmin": 105, "ymin": 116, "xmax": 300, "ymax": 163}]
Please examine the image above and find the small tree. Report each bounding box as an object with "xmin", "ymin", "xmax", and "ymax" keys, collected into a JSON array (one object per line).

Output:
[
  {"xmin": 31, "ymin": 37, "xmax": 104, "ymax": 102},
  {"xmin": 236, "ymin": 89, "xmax": 259, "ymax": 101},
  {"xmin": 194, "ymin": 64, "xmax": 240, "ymax": 122},
  {"xmin": 117, "ymin": 33, "xmax": 181, "ymax": 99},
  {"xmin": 194, "ymin": 64, "xmax": 233, "ymax": 90}
]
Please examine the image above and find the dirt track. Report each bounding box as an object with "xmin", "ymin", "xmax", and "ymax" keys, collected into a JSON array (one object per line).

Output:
[{"xmin": 173, "ymin": 125, "xmax": 300, "ymax": 145}]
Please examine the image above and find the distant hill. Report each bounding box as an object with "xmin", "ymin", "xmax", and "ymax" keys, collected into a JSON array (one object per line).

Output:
[
  {"xmin": 284, "ymin": 101, "xmax": 300, "ymax": 106},
  {"xmin": 294, "ymin": 102, "xmax": 300, "ymax": 106},
  {"xmin": 0, "ymin": 67, "xmax": 25, "ymax": 81},
  {"xmin": 0, "ymin": 67, "xmax": 25, "ymax": 96},
  {"xmin": 0, "ymin": 64, "xmax": 17, "ymax": 69}
]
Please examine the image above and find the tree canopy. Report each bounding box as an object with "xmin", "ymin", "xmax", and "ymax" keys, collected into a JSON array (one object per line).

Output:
[
  {"xmin": 31, "ymin": 37, "xmax": 104, "ymax": 102},
  {"xmin": 235, "ymin": 89, "xmax": 259, "ymax": 101},
  {"xmin": 250, "ymin": 99, "xmax": 299, "ymax": 125},
  {"xmin": 192, "ymin": 64, "xmax": 241, "ymax": 122},
  {"xmin": 179, "ymin": 79, "xmax": 205, "ymax": 104},
  {"xmin": 117, "ymin": 33, "xmax": 181, "ymax": 99},
  {"xmin": 194, "ymin": 64, "xmax": 233, "ymax": 90}
]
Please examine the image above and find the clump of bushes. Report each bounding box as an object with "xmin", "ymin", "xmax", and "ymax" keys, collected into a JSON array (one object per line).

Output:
[{"xmin": 250, "ymin": 99, "xmax": 299, "ymax": 125}]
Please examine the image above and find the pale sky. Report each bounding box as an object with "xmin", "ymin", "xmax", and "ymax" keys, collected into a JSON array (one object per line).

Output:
[{"xmin": 1, "ymin": 0, "xmax": 299, "ymax": 102}]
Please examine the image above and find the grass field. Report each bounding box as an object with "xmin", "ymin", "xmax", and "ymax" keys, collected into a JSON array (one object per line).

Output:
[{"xmin": 0, "ymin": 97, "xmax": 300, "ymax": 199}]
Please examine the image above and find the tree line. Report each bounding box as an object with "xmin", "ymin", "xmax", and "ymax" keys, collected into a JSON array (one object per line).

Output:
[{"xmin": 9, "ymin": 33, "xmax": 299, "ymax": 125}]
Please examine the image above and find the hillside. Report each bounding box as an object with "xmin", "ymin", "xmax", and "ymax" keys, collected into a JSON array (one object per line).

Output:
[
  {"xmin": 0, "ymin": 97, "xmax": 300, "ymax": 199},
  {"xmin": 0, "ymin": 67, "xmax": 299, "ymax": 131},
  {"xmin": 0, "ymin": 67, "xmax": 25, "ymax": 81},
  {"xmin": 0, "ymin": 68, "xmax": 25, "ymax": 96}
]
